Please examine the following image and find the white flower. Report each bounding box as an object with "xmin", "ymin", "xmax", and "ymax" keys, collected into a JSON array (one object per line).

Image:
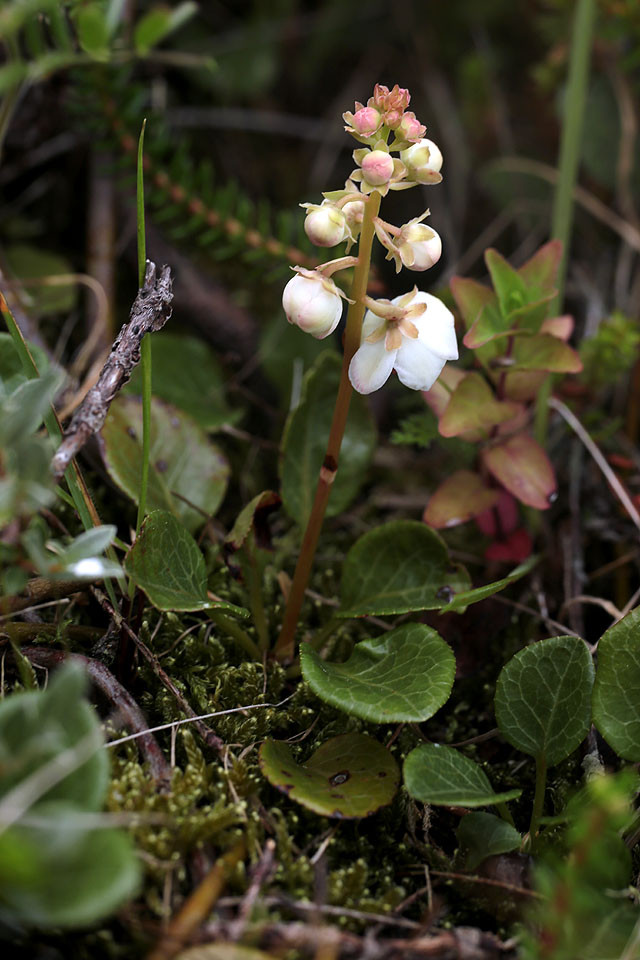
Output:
[
  {"xmin": 282, "ymin": 269, "xmax": 345, "ymax": 339},
  {"xmin": 348, "ymin": 289, "xmax": 458, "ymax": 394},
  {"xmin": 400, "ymin": 138, "xmax": 443, "ymax": 184},
  {"xmin": 302, "ymin": 201, "xmax": 349, "ymax": 247},
  {"xmin": 374, "ymin": 211, "xmax": 442, "ymax": 273}
]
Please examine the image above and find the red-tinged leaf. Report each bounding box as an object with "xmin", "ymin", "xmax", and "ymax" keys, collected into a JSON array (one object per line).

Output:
[
  {"xmin": 502, "ymin": 370, "xmax": 547, "ymax": 402},
  {"xmin": 424, "ymin": 470, "xmax": 500, "ymax": 529},
  {"xmin": 541, "ymin": 314, "xmax": 574, "ymax": 340},
  {"xmin": 485, "ymin": 249, "xmax": 528, "ymax": 319},
  {"xmin": 517, "ymin": 239, "xmax": 562, "ymax": 296},
  {"xmin": 475, "ymin": 490, "xmax": 519, "ymax": 537},
  {"xmin": 450, "ymin": 276, "xmax": 495, "ymax": 330},
  {"xmin": 485, "ymin": 528, "xmax": 533, "ymax": 563},
  {"xmin": 422, "ymin": 366, "xmax": 466, "ymax": 419},
  {"xmin": 511, "ymin": 333, "xmax": 583, "ymax": 373},
  {"xmin": 482, "ymin": 434, "xmax": 556, "ymax": 510},
  {"xmin": 439, "ymin": 372, "xmax": 522, "ymax": 438},
  {"xmin": 463, "ymin": 302, "xmax": 519, "ymax": 349}
]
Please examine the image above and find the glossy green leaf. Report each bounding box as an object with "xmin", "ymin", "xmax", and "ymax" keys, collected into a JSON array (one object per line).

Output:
[
  {"xmin": 338, "ymin": 520, "xmax": 470, "ymax": 618},
  {"xmin": 403, "ymin": 744, "xmax": 522, "ymax": 807},
  {"xmin": 100, "ymin": 396, "xmax": 229, "ymax": 532},
  {"xmin": 485, "ymin": 248, "xmax": 529, "ymax": 320},
  {"xmin": 0, "ymin": 806, "xmax": 140, "ymax": 928},
  {"xmin": 495, "ymin": 636, "xmax": 594, "ymax": 766},
  {"xmin": 517, "ymin": 240, "xmax": 562, "ymax": 299},
  {"xmin": 125, "ymin": 333, "xmax": 239, "ymax": 430},
  {"xmin": 0, "ymin": 663, "xmax": 107, "ymax": 810},
  {"xmin": 300, "ymin": 623, "xmax": 455, "ymax": 723},
  {"xmin": 592, "ymin": 606, "xmax": 640, "ymax": 760},
  {"xmin": 259, "ymin": 733, "xmax": 399, "ymax": 818},
  {"xmin": 280, "ymin": 352, "xmax": 376, "ymax": 528},
  {"xmin": 439, "ymin": 556, "xmax": 538, "ymax": 613},
  {"xmin": 125, "ymin": 510, "xmax": 247, "ymax": 616},
  {"xmin": 424, "ymin": 470, "xmax": 500, "ymax": 529},
  {"xmin": 482, "ymin": 433, "xmax": 556, "ymax": 510},
  {"xmin": 456, "ymin": 812, "xmax": 521, "ymax": 870},
  {"xmin": 438, "ymin": 373, "xmax": 521, "ymax": 438},
  {"xmin": 511, "ymin": 334, "xmax": 582, "ymax": 373},
  {"xmin": 463, "ymin": 300, "xmax": 515, "ymax": 349}
]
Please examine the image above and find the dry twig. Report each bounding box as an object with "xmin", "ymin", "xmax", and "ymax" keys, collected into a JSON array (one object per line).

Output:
[{"xmin": 51, "ymin": 260, "xmax": 173, "ymax": 479}]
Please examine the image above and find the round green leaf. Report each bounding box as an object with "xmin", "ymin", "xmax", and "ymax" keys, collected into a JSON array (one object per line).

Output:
[
  {"xmin": 0, "ymin": 808, "xmax": 140, "ymax": 928},
  {"xmin": 259, "ymin": 734, "xmax": 399, "ymax": 819},
  {"xmin": 338, "ymin": 520, "xmax": 470, "ymax": 618},
  {"xmin": 100, "ymin": 396, "xmax": 229, "ymax": 532},
  {"xmin": 593, "ymin": 606, "xmax": 640, "ymax": 761},
  {"xmin": 403, "ymin": 744, "xmax": 522, "ymax": 807},
  {"xmin": 456, "ymin": 812, "xmax": 521, "ymax": 870},
  {"xmin": 300, "ymin": 623, "xmax": 455, "ymax": 723},
  {"xmin": 125, "ymin": 333, "xmax": 239, "ymax": 430},
  {"xmin": 280, "ymin": 352, "xmax": 376, "ymax": 528},
  {"xmin": 495, "ymin": 636, "xmax": 594, "ymax": 766},
  {"xmin": 0, "ymin": 663, "xmax": 108, "ymax": 811},
  {"xmin": 125, "ymin": 510, "xmax": 247, "ymax": 616}
]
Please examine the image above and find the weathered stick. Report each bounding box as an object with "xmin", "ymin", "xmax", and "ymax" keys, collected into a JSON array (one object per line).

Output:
[{"xmin": 51, "ymin": 260, "xmax": 173, "ymax": 480}]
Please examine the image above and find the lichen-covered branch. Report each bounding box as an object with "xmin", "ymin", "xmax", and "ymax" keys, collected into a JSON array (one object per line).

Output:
[{"xmin": 51, "ymin": 260, "xmax": 173, "ymax": 480}]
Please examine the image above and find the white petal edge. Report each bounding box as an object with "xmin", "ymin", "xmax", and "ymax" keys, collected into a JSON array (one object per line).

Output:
[
  {"xmin": 394, "ymin": 339, "xmax": 447, "ymax": 391},
  {"xmin": 349, "ymin": 340, "xmax": 396, "ymax": 394}
]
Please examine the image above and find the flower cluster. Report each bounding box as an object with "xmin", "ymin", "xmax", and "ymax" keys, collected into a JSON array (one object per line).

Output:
[{"xmin": 282, "ymin": 83, "xmax": 457, "ymax": 395}]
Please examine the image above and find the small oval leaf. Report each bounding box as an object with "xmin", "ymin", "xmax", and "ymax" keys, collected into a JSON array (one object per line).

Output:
[
  {"xmin": 456, "ymin": 812, "xmax": 522, "ymax": 871},
  {"xmin": 495, "ymin": 636, "xmax": 594, "ymax": 766},
  {"xmin": 592, "ymin": 606, "xmax": 640, "ymax": 761},
  {"xmin": 259, "ymin": 734, "xmax": 399, "ymax": 819},
  {"xmin": 125, "ymin": 511, "xmax": 247, "ymax": 616},
  {"xmin": 100, "ymin": 396, "xmax": 229, "ymax": 533},
  {"xmin": 300, "ymin": 623, "xmax": 455, "ymax": 723},
  {"xmin": 338, "ymin": 520, "xmax": 471, "ymax": 618},
  {"xmin": 404, "ymin": 744, "xmax": 521, "ymax": 807}
]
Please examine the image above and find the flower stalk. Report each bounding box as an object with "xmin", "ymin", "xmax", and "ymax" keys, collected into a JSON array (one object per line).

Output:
[{"xmin": 274, "ymin": 190, "xmax": 381, "ymax": 661}]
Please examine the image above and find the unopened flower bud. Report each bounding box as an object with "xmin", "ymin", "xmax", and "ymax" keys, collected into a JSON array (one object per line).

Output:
[
  {"xmin": 400, "ymin": 138, "xmax": 443, "ymax": 183},
  {"xmin": 352, "ymin": 106, "xmax": 381, "ymax": 136},
  {"xmin": 282, "ymin": 271, "xmax": 344, "ymax": 339},
  {"xmin": 395, "ymin": 111, "xmax": 426, "ymax": 143},
  {"xmin": 361, "ymin": 149, "xmax": 394, "ymax": 186},
  {"xmin": 343, "ymin": 196, "xmax": 365, "ymax": 234},
  {"xmin": 400, "ymin": 224, "xmax": 442, "ymax": 271},
  {"xmin": 304, "ymin": 204, "xmax": 348, "ymax": 247}
]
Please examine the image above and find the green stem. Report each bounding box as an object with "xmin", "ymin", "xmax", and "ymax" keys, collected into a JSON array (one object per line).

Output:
[
  {"xmin": 529, "ymin": 755, "xmax": 548, "ymax": 847},
  {"xmin": 535, "ymin": 0, "xmax": 596, "ymax": 446},
  {"xmin": 210, "ymin": 611, "xmax": 262, "ymax": 661},
  {"xmin": 273, "ymin": 190, "xmax": 382, "ymax": 662},
  {"xmin": 135, "ymin": 120, "xmax": 150, "ymax": 534}
]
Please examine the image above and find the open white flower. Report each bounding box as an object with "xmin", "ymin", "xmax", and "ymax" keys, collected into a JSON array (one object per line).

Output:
[{"xmin": 349, "ymin": 289, "xmax": 458, "ymax": 394}]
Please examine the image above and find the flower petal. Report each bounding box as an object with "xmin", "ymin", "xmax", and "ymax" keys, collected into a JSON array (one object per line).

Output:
[
  {"xmin": 394, "ymin": 338, "xmax": 447, "ymax": 391},
  {"xmin": 399, "ymin": 291, "xmax": 458, "ymax": 360},
  {"xmin": 349, "ymin": 340, "xmax": 396, "ymax": 394}
]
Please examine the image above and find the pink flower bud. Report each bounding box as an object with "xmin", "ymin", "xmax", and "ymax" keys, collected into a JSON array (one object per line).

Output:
[
  {"xmin": 400, "ymin": 138, "xmax": 443, "ymax": 181},
  {"xmin": 282, "ymin": 273, "xmax": 343, "ymax": 339},
  {"xmin": 304, "ymin": 205, "xmax": 348, "ymax": 247},
  {"xmin": 352, "ymin": 106, "xmax": 381, "ymax": 136},
  {"xmin": 361, "ymin": 149, "xmax": 394, "ymax": 186},
  {"xmin": 396, "ymin": 111, "xmax": 426, "ymax": 143}
]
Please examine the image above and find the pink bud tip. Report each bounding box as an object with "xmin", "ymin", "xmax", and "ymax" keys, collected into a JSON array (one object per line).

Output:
[
  {"xmin": 352, "ymin": 106, "xmax": 381, "ymax": 136},
  {"xmin": 361, "ymin": 150, "xmax": 394, "ymax": 186}
]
